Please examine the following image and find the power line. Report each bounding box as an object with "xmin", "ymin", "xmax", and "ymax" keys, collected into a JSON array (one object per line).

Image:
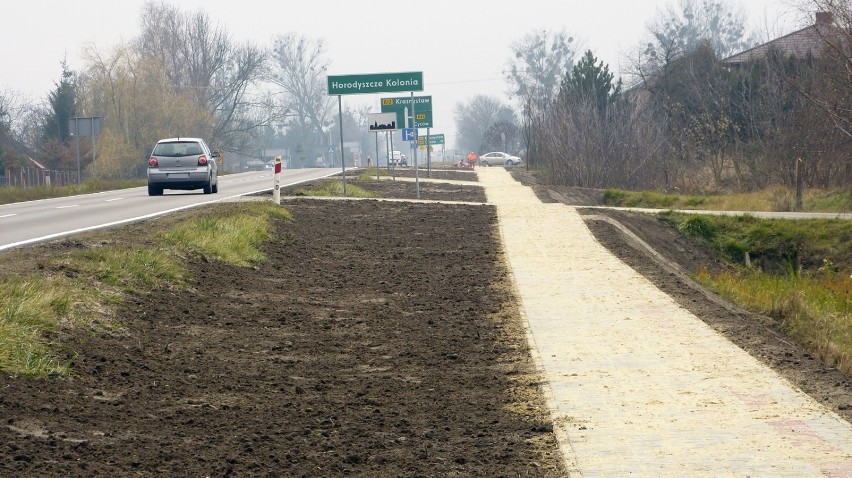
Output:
[{"xmin": 429, "ymin": 77, "xmax": 505, "ymax": 86}]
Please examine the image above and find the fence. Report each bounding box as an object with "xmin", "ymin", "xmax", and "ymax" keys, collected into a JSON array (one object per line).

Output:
[{"xmin": 1, "ymin": 168, "xmax": 79, "ymax": 188}]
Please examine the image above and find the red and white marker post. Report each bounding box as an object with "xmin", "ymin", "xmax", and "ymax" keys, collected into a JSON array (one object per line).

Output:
[{"xmin": 273, "ymin": 155, "xmax": 282, "ymax": 205}]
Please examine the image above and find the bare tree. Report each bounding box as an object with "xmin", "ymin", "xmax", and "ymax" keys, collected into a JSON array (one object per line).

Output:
[
  {"xmin": 650, "ymin": 0, "xmax": 755, "ymax": 58},
  {"xmin": 791, "ymin": 1, "xmax": 852, "ymax": 140},
  {"xmin": 453, "ymin": 95, "xmax": 517, "ymax": 154},
  {"xmin": 505, "ymin": 29, "xmax": 577, "ymax": 166},
  {"xmin": 729, "ymin": 4, "xmax": 851, "ymax": 189},
  {"xmin": 626, "ymin": 0, "xmax": 756, "ymax": 89},
  {"xmin": 80, "ymin": 43, "xmax": 214, "ymax": 178},
  {"xmin": 268, "ymin": 33, "xmax": 334, "ymax": 158},
  {"xmin": 0, "ymin": 90, "xmax": 14, "ymax": 172},
  {"xmin": 506, "ymin": 29, "xmax": 577, "ymax": 110},
  {"xmin": 481, "ymin": 121, "xmax": 521, "ymax": 154},
  {"xmin": 608, "ymin": 2, "xmax": 848, "ymax": 193},
  {"xmin": 541, "ymin": 50, "xmax": 660, "ymax": 190},
  {"xmin": 759, "ymin": 46, "xmax": 850, "ymax": 188},
  {"xmin": 0, "ymin": 90, "xmax": 32, "ymax": 170},
  {"xmin": 135, "ymin": 1, "xmax": 270, "ymax": 148}
]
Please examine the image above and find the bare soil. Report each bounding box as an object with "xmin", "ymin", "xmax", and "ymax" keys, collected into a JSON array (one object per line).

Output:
[
  {"xmin": 0, "ymin": 174, "xmax": 563, "ymax": 477},
  {"xmin": 1, "ymin": 168, "xmax": 849, "ymax": 477}
]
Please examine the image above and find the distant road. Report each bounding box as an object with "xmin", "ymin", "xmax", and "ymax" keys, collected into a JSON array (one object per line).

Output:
[
  {"xmin": 0, "ymin": 169, "xmax": 342, "ymax": 252},
  {"xmin": 5, "ymin": 170, "xmax": 848, "ymax": 253}
]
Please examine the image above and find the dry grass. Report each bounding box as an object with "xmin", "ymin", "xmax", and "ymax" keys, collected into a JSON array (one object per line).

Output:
[{"xmin": 697, "ymin": 268, "xmax": 852, "ymax": 375}]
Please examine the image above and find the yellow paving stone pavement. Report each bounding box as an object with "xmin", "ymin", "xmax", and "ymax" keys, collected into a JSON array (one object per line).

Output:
[{"xmin": 477, "ymin": 167, "xmax": 852, "ymax": 477}]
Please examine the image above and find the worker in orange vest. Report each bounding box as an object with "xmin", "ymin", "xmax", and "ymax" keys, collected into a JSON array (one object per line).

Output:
[{"xmin": 466, "ymin": 152, "xmax": 477, "ymax": 168}]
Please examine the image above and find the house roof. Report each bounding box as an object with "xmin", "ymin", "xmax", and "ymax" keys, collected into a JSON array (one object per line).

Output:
[
  {"xmin": 27, "ymin": 157, "xmax": 47, "ymax": 170},
  {"xmin": 723, "ymin": 12, "xmax": 848, "ymax": 65}
]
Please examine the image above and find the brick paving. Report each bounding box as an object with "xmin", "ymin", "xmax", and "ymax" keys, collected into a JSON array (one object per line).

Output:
[{"xmin": 478, "ymin": 167, "xmax": 852, "ymax": 477}]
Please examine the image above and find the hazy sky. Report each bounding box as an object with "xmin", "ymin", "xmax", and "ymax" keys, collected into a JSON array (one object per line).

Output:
[{"xmin": 2, "ymin": 0, "xmax": 805, "ymax": 144}]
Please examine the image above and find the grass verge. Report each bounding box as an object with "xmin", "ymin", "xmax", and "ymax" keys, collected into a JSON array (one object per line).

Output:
[
  {"xmin": 0, "ymin": 201, "xmax": 292, "ymax": 377},
  {"xmin": 696, "ymin": 267, "xmax": 851, "ymax": 375},
  {"xmin": 603, "ymin": 186, "xmax": 851, "ymax": 212},
  {"xmin": 0, "ymin": 178, "xmax": 147, "ymax": 205},
  {"xmin": 0, "ymin": 276, "xmax": 80, "ymax": 377},
  {"xmin": 294, "ymin": 179, "xmax": 381, "ymax": 198},
  {"xmin": 357, "ymin": 168, "xmax": 389, "ymax": 181}
]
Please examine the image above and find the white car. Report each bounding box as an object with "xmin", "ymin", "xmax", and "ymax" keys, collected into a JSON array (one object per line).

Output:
[
  {"xmin": 147, "ymin": 137, "xmax": 219, "ymax": 196},
  {"xmin": 390, "ymin": 150, "xmax": 408, "ymax": 167},
  {"xmin": 479, "ymin": 151, "xmax": 523, "ymax": 167}
]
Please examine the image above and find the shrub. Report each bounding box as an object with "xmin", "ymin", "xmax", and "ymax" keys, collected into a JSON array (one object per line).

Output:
[
  {"xmin": 602, "ymin": 189, "xmax": 627, "ymax": 206},
  {"xmin": 678, "ymin": 215, "xmax": 717, "ymax": 242}
]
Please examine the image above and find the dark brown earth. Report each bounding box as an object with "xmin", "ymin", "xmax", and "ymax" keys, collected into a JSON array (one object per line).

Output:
[{"xmin": 0, "ymin": 168, "xmax": 849, "ymax": 477}]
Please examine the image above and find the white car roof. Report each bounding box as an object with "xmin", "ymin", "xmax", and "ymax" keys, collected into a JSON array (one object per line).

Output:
[{"xmin": 158, "ymin": 137, "xmax": 205, "ymax": 143}]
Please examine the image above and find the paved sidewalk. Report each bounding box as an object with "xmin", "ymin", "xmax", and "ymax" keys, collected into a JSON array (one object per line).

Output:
[{"xmin": 477, "ymin": 168, "xmax": 852, "ymax": 477}]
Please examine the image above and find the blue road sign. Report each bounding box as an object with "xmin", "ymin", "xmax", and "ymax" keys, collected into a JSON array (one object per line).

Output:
[{"xmin": 402, "ymin": 128, "xmax": 417, "ymax": 141}]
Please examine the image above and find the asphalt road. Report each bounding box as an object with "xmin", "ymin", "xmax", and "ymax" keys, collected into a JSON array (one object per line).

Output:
[
  {"xmin": 4, "ymin": 169, "xmax": 848, "ymax": 253},
  {"xmin": 0, "ymin": 169, "xmax": 342, "ymax": 251}
]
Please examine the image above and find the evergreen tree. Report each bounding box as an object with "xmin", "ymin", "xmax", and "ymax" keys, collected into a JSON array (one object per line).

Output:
[
  {"xmin": 43, "ymin": 59, "xmax": 76, "ymax": 145},
  {"xmin": 558, "ymin": 50, "xmax": 623, "ymax": 113}
]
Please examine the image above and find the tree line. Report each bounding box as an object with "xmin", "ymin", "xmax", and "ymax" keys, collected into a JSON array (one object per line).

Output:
[
  {"xmin": 1, "ymin": 0, "xmax": 849, "ymax": 191},
  {"xmin": 457, "ymin": 0, "xmax": 850, "ymax": 194},
  {"xmin": 0, "ymin": 1, "xmax": 351, "ymax": 180}
]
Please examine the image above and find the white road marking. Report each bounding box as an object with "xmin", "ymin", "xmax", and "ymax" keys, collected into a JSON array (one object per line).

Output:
[
  {"xmin": 56, "ymin": 205, "xmax": 79, "ymax": 209},
  {"xmin": 0, "ymin": 213, "xmax": 17, "ymax": 219}
]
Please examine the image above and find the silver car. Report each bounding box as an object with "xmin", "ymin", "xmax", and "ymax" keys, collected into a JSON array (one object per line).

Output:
[
  {"xmin": 147, "ymin": 138, "xmax": 219, "ymax": 196},
  {"xmin": 479, "ymin": 151, "xmax": 523, "ymax": 167}
]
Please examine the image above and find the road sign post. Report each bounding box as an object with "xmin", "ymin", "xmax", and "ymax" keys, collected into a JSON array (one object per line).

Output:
[
  {"xmin": 375, "ymin": 131, "xmax": 380, "ymax": 180},
  {"xmin": 367, "ymin": 112, "xmax": 398, "ymax": 132},
  {"xmin": 417, "ymin": 134, "xmax": 445, "ymax": 146},
  {"xmin": 426, "ymin": 128, "xmax": 431, "ymax": 176},
  {"xmin": 380, "ymin": 96, "xmax": 432, "ymax": 128},
  {"xmin": 327, "ymin": 72, "xmax": 423, "ymax": 95},
  {"xmin": 68, "ymin": 116, "xmax": 102, "ymax": 184},
  {"xmin": 272, "ymin": 156, "xmax": 282, "ymax": 205},
  {"xmin": 327, "ymin": 71, "xmax": 424, "ymax": 196},
  {"xmin": 402, "ymin": 128, "xmax": 417, "ymax": 141}
]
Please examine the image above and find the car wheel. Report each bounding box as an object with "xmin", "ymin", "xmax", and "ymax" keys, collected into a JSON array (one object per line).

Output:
[
  {"xmin": 147, "ymin": 184, "xmax": 163, "ymax": 196},
  {"xmin": 481, "ymin": 160, "xmax": 490, "ymax": 167},
  {"xmin": 505, "ymin": 160, "xmax": 513, "ymax": 166},
  {"xmin": 203, "ymin": 177, "xmax": 213, "ymax": 194},
  {"xmin": 212, "ymin": 179, "xmax": 218, "ymax": 194}
]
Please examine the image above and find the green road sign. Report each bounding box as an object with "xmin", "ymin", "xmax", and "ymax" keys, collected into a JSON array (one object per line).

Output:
[
  {"xmin": 380, "ymin": 96, "xmax": 432, "ymax": 110},
  {"xmin": 417, "ymin": 134, "xmax": 445, "ymax": 146},
  {"xmin": 381, "ymin": 95, "xmax": 433, "ymax": 128},
  {"xmin": 327, "ymin": 72, "xmax": 423, "ymax": 95},
  {"xmin": 414, "ymin": 111, "xmax": 433, "ymax": 128}
]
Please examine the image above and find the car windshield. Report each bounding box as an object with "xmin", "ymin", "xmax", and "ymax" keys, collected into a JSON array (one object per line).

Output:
[{"xmin": 153, "ymin": 141, "xmax": 201, "ymax": 157}]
